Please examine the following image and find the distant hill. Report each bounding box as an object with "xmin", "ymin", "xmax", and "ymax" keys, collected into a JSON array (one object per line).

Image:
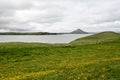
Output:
[
  {"xmin": 70, "ymin": 31, "xmax": 120, "ymax": 45},
  {"xmin": 0, "ymin": 29, "xmax": 88, "ymax": 35},
  {"xmin": 0, "ymin": 32, "xmax": 57, "ymax": 35},
  {"xmin": 70, "ymin": 29, "xmax": 87, "ymax": 34}
]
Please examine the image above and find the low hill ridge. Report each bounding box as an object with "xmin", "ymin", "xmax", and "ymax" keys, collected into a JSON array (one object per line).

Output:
[{"xmin": 70, "ymin": 31, "xmax": 120, "ymax": 45}]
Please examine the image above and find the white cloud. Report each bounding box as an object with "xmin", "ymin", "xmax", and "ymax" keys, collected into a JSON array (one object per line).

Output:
[{"xmin": 0, "ymin": 0, "xmax": 120, "ymax": 32}]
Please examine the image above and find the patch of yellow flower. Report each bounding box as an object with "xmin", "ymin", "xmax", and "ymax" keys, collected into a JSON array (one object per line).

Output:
[
  {"xmin": 3, "ymin": 70, "xmax": 56, "ymax": 80},
  {"xmin": 59, "ymin": 57, "xmax": 120, "ymax": 68}
]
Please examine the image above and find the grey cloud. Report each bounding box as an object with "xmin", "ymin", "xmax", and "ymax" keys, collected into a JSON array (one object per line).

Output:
[{"xmin": 0, "ymin": 26, "xmax": 30, "ymax": 32}]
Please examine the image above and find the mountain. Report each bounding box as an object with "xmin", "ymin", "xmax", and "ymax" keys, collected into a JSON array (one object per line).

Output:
[{"xmin": 70, "ymin": 29, "xmax": 87, "ymax": 34}]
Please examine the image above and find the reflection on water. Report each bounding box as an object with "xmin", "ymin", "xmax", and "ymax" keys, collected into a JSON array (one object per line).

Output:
[{"xmin": 0, "ymin": 34, "xmax": 92, "ymax": 43}]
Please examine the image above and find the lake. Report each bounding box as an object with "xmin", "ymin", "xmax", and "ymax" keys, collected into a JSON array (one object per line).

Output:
[{"xmin": 0, "ymin": 34, "xmax": 92, "ymax": 44}]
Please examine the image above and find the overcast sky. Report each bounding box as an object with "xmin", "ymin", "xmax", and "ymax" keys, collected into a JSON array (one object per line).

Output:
[{"xmin": 0, "ymin": 0, "xmax": 120, "ymax": 32}]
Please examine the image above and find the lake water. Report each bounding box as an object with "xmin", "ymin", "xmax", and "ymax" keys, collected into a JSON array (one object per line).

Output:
[{"xmin": 0, "ymin": 34, "xmax": 92, "ymax": 44}]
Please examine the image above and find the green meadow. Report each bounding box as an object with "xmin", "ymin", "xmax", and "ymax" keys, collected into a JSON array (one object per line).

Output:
[{"xmin": 0, "ymin": 32, "xmax": 120, "ymax": 80}]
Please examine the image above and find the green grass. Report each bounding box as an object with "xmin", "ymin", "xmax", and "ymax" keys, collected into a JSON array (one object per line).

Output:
[
  {"xmin": 0, "ymin": 32, "xmax": 120, "ymax": 80},
  {"xmin": 70, "ymin": 31, "xmax": 120, "ymax": 45}
]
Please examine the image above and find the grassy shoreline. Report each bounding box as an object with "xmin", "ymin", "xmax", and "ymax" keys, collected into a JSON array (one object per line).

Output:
[{"xmin": 0, "ymin": 32, "xmax": 120, "ymax": 80}]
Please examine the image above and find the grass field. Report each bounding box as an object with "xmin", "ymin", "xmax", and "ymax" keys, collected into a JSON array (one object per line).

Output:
[{"xmin": 0, "ymin": 32, "xmax": 120, "ymax": 80}]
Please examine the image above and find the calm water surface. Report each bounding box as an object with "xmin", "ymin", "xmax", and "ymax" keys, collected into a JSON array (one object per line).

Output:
[{"xmin": 0, "ymin": 34, "xmax": 92, "ymax": 43}]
